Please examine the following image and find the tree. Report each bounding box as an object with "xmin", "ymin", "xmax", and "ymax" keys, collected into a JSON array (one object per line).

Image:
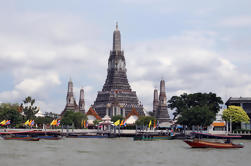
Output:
[
  {"xmin": 168, "ymin": 92, "xmax": 223, "ymax": 120},
  {"xmin": 177, "ymin": 106, "xmax": 216, "ymax": 127},
  {"xmin": 0, "ymin": 103, "xmax": 23, "ymax": 127},
  {"xmin": 222, "ymin": 106, "xmax": 250, "ymax": 123},
  {"xmin": 135, "ymin": 116, "xmax": 156, "ymax": 126},
  {"xmin": 168, "ymin": 92, "xmax": 223, "ymax": 127},
  {"xmin": 61, "ymin": 110, "xmax": 87, "ymax": 128},
  {"xmin": 22, "ymin": 96, "xmax": 39, "ymax": 120},
  {"xmin": 111, "ymin": 115, "xmax": 124, "ymax": 123}
]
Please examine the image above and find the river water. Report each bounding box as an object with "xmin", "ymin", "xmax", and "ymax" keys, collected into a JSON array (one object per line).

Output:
[{"xmin": 0, "ymin": 138, "xmax": 250, "ymax": 166}]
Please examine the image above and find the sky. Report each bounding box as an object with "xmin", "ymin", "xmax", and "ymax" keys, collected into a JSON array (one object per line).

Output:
[{"xmin": 0, "ymin": 0, "xmax": 251, "ymax": 115}]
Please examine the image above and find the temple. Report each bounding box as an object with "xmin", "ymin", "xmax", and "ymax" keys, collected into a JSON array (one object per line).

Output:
[
  {"xmin": 61, "ymin": 79, "xmax": 85, "ymax": 115},
  {"xmin": 93, "ymin": 23, "xmax": 145, "ymax": 118},
  {"xmin": 154, "ymin": 80, "xmax": 171, "ymax": 123}
]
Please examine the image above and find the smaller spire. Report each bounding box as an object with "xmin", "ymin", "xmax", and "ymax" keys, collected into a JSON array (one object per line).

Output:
[{"xmin": 116, "ymin": 21, "xmax": 118, "ymax": 30}]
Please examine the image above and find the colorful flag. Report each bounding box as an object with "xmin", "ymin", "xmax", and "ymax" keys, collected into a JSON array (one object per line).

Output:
[
  {"xmin": 86, "ymin": 120, "xmax": 88, "ymax": 128},
  {"xmin": 148, "ymin": 120, "xmax": 152, "ymax": 128},
  {"xmin": 123, "ymin": 121, "xmax": 127, "ymax": 127},
  {"xmin": 153, "ymin": 120, "xmax": 156, "ymax": 128},
  {"xmin": 50, "ymin": 119, "xmax": 57, "ymax": 126},
  {"xmin": 29, "ymin": 120, "xmax": 34, "ymax": 126},
  {"xmin": 24, "ymin": 120, "xmax": 30, "ymax": 126},
  {"xmin": 0, "ymin": 120, "xmax": 6, "ymax": 125},
  {"xmin": 81, "ymin": 120, "xmax": 84, "ymax": 128},
  {"xmin": 56, "ymin": 120, "xmax": 61, "ymax": 126},
  {"xmin": 120, "ymin": 120, "xmax": 124, "ymax": 126},
  {"xmin": 114, "ymin": 119, "xmax": 120, "ymax": 126},
  {"xmin": 84, "ymin": 120, "xmax": 86, "ymax": 128},
  {"xmin": 5, "ymin": 120, "xmax": 11, "ymax": 125}
]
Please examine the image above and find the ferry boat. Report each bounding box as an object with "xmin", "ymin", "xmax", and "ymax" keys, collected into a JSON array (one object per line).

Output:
[{"xmin": 184, "ymin": 139, "xmax": 244, "ymax": 148}]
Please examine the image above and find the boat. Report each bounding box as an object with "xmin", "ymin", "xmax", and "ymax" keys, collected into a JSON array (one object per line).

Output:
[
  {"xmin": 2, "ymin": 135, "xmax": 40, "ymax": 141},
  {"xmin": 190, "ymin": 132, "xmax": 242, "ymax": 139},
  {"xmin": 0, "ymin": 130, "xmax": 62, "ymax": 140},
  {"xmin": 184, "ymin": 139, "xmax": 244, "ymax": 148},
  {"xmin": 152, "ymin": 135, "xmax": 174, "ymax": 140}
]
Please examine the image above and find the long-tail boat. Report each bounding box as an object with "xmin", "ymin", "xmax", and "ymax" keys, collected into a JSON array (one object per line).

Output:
[
  {"xmin": 2, "ymin": 135, "xmax": 40, "ymax": 141},
  {"xmin": 0, "ymin": 130, "xmax": 62, "ymax": 140},
  {"xmin": 184, "ymin": 139, "xmax": 244, "ymax": 148}
]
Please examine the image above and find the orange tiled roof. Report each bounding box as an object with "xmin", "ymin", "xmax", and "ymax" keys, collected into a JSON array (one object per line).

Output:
[
  {"xmin": 86, "ymin": 107, "xmax": 102, "ymax": 120},
  {"xmin": 125, "ymin": 108, "xmax": 139, "ymax": 120},
  {"xmin": 212, "ymin": 122, "xmax": 225, "ymax": 127}
]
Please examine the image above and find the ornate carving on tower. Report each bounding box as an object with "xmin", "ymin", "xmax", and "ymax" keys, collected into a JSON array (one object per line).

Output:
[
  {"xmin": 79, "ymin": 88, "xmax": 85, "ymax": 114},
  {"xmin": 153, "ymin": 89, "xmax": 159, "ymax": 116},
  {"xmin": 155, "ymin": 80, "xmax": 170, "ymax": 123},
  {"xmin": 61, "ymin": 78, "xmax": 79, "ymax": 115},
  {"xmin": 93, "ymin": 23, "xmax": 145, "ymax": 118}
]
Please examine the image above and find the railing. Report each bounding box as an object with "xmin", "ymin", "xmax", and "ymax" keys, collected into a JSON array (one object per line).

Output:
[{"xmin": 233, "ymin": 130, "xmax": 251, "ymax": 135}]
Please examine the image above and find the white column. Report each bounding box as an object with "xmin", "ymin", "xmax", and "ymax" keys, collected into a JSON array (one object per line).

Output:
[
  {"xmin": 106, "ymin": 107, "xmax": 108, "ymax": 116},
  {"xmin": 112, "ymin": 106, "xmax": 115, "ymax": 116}
]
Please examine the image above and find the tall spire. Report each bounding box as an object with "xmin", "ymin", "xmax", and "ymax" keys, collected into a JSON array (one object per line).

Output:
[
  {"xmin": 79, "ymin": 88, "xmax": 85, "ymax": 113},
  {"xmin": 153, "ymin": 89, "xmax": 159, "ymax": 117},
  {"xmin": 113, "ymin": 22, "xmax": 121, "ymax": 51}
]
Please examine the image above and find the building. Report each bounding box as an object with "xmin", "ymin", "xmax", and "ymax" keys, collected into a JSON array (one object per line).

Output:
[
  {"xmin": 225, "ymin": 97, "xmax": 251, "ymax": 129},
  {"xmin": 86, "ymin": 107, "xmax": 102, "ymax": 125},
  {"xmin": 154, "ymin": 80, "xmax": 171, "ymax": 124},
  {"xmin": 61, "ymin": 79, "xmax": 85, "ymax": 115},
  {"xmin": 92, "ymin": 23, "xmax": 145, "ymax": 118}
]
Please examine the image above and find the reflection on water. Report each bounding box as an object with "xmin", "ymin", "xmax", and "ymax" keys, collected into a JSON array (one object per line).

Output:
[{"xmin": 0, "ymin": 138, "xmax": 250, "ymax": 166}]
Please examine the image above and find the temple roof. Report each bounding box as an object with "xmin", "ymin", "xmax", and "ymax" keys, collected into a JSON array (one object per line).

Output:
[
  {"xmin": 125, "ymin": 108, "xmax": 139, "ymax": 120},
  {"xmin": 86, "ymin": 107, "xmax": 102, "ymax": 120}
]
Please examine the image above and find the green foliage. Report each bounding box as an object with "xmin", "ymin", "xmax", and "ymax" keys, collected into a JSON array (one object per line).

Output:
[
  {"xmin": 93, "ymin": 119, "xmax": 102, "ymax": 126},
  {"xmin": 223, "ymin": 105, "xmax": 250, "ymax": 123},
  {"xmin": 0, "ymin": 103, "xmax": 23, "ymax": 127},
  {"xmin": 177, "ymin": 105, "xmax": 216, "ymax": 127},
  {"xmin": 61, "ymin": 110, "xmax": 87, "ymax": 128},
  {"xmin": 111, "ymin": 115, "xmax": 124, "ymax": 122},
  {"xmin": 22, "ymin": 96, "xmax": 39, "ymax": 120},
  {"xmin": 136, "ymin": 116, "xmax": 155, "ymax": 126},
  {"xmin": 168, "ymin": 92, "xmax": 223, "ymax": 120}
]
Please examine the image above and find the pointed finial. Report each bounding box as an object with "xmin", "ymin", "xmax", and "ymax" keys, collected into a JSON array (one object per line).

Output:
[{"xmin": 116, "ymin": 21, "xmax": 118, "ymax": 30}]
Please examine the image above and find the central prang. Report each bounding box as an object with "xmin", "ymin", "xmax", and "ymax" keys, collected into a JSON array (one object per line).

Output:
[{"xmin": 92, "ymin": 23, "xmax": 145, "ymax": 118}]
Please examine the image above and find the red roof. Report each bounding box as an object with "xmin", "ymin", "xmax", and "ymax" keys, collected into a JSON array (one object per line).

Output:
[
  {"xmin": 125, "ymin": 108, "xmax": 139, "ymax": 120},
  {"xmin": 86, "ymin": 107, "xmax": 102, "ymax": 120}
]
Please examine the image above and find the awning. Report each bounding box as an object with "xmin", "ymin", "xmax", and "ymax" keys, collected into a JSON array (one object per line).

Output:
[{"xmin": 212, "ymin": 122, "xmax": 225, "ymax": 127}]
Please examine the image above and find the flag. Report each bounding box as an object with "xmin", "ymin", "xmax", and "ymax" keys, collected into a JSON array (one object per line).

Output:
[
  {"xmin": 50, "ymin": 120, "xmax": 57, "ymax": 126},
  {"xmin": 123, "ymin": 121, "xmax": 127, "ymax": 127},
  {"xmin": 56, "ymin": 120, "xmax": 61, "ymax": 126},
  {"xmin": 120, "ymin": 120, "xmax": 124, "ymax": 126},
  {"xmin": 114, "ymin": 119, "xmax": 120, "ymax": 126},
  {"xmin": 81, "ymin": 120, "xmax": 84, "ymax": 128},
  {"xmin": 153, "ymin": 120, "xmax": 156, "ymax": 128},
  {"xmin": 86, "ymin": 120, "xmax": 88, "ymax": 128},
  {"xmin": 24, "ymin": 120, "xmax": 30, "ymax": 126},
  {"xmin": 84, "ymin": 120, "xmax": 86, "ymax": 128},
  {"xmin": 0, "ymin": 120, "xmax": 6, "ymax": 125},
  {"xmin": 29, "ymin": 120, "xmax": 34, "ymax": 126},
  {"xmin": 148, "ymin": 120, "xmax": 152, "ymax": 128},
  {"xmin": 5, "ymin": 120, "xmax": 11, "ymax": 125}
]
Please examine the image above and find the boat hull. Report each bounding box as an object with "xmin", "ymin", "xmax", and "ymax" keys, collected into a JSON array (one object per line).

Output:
[
  {"xmin": 3, "ymin": 136, "xmax": 40, "ymax": 141},
  {"xmin": 184, "ymin": 140, "xmax": 244, "ymax": 148}
]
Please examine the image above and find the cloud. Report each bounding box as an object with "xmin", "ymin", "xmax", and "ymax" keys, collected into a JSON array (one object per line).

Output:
[{"xmin": 220, "ymin": 16, "xmax": 251, "ymax": 28}]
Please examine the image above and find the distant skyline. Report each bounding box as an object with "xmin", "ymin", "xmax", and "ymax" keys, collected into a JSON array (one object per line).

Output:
[{"xmin": 0, "ymin": 0, "xmax": 251, "ymax": 114}]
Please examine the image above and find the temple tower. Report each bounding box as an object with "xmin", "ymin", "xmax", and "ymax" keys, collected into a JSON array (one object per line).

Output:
[
  {"xmin": 93, "ymin": 23, "xmax": 145, "ymax": 118},
  {"xmin": 156, "ymin": 80, "xmax": 170, "ymax": 123},
  {"xmin": 79, "ymin": 88, "xmax": 85, "ymax": 114},
  {"xmin": 61, "ymin": 78, "xmax": 79, "ymax": 115},
  {"xmin": 153, "ymin": 89, "xmax": 159, "ymax": 116}
]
